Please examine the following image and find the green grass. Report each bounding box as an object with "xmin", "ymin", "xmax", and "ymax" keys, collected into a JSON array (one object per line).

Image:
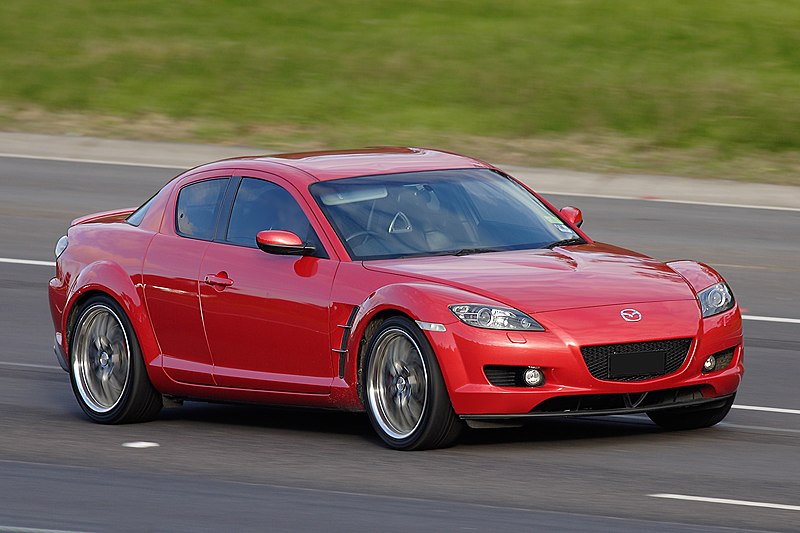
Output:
[{"xmin": 1, "ymin": 1, "xmax": 800, "ymax": 183}]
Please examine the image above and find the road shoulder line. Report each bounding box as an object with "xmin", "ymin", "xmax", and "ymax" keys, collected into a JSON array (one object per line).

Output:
[{"xmin": 649, "ymin": 494, "xmax": 800, "ymax": 512}]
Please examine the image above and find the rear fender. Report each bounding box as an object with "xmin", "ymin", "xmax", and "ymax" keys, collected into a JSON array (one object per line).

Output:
[
  {"xmin": 64, "ymin": 261, "xmax": 160, "ymax": 370},
  {"xmin": 71, "ymin": 207, "xmax": 136, "ymax": 226}
]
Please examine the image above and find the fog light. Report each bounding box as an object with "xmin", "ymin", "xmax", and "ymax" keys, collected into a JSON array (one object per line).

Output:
[
  {"xmin": 703, "ymin": 355, "xmax": 716, "ymax": 372},
  {"xmin": 523, "ymin": 367, "xmax": 545, "ymax": 387}
]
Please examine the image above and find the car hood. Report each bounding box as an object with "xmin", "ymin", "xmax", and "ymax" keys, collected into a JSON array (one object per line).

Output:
[{"xmin": 362, "ymin": 243, "xmax": 696, "ymax": 313}]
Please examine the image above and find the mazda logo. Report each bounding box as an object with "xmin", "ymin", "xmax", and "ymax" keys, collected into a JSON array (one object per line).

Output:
[{"xmin": 620, "ymin": 308, "xmax": 642, "ymax": 322}]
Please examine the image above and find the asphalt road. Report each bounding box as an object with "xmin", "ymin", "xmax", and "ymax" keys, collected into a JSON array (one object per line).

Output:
[{"xmin": 0, "ymin": 156, "xmax": 798, "ymax": 532}]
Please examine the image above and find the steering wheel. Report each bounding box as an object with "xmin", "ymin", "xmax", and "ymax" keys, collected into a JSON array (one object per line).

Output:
[{"xmin": 345, "ymin": 230, "xmax": 383, "ymax": 248}]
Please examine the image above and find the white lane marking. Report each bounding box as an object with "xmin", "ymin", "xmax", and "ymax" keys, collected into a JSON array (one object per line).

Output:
[
  {"xmin": 742, "ymin": 314, "xmax": 800, "ymax": 324},
  {"xmin": 7, "ymin": 256, "xmax": 800, "ymax": 322},
  {"xmin": 3, "ymin": 260, "xmax": 789, "ymax": 326},
  {"xmin": 603, "ymin": 415, "xmax": 800, "ymax": 436},
  {"xmin": 540, "ymin": 189, "xmax": 800, "ymax": 212},
  {"xmin": 0, "ymin": 152, "xmax": 185, "ymax": 170},
  {"xmin": 121, "ymin": 441, "xmax": 160, "ymax": 449},
  {"xmin": 0, "ymin": 257, "xmax": 55, "ymax": 267},
  {"xmin": 732, "ymin": 404, "xmax": 800, "ymax": 415},
  {"xmin": 720, "ymin": 423, "xmax": 800, "ymax": 435},
  {"xmin": 3, "ymin": 359, "xmax": 798, "ymax": 416},
  {"xmin": 0, "ymin": 362, "xmax": 62, "ymax": 371},
  {"xmin": 712, "ymin": 263, "xmax": 772, "ymax": 270},
  {"xmin": 0, "ymin": 457, "xmax": 765, "ymax": 532},
  {"xmin": 0, "ymin": 152, "xmax": 798, "ymax": 211},
  {"xmin": 649, "ymin": 493, "xmax": 800, "ymax": 512},
  {"xmin": 0, "ymin": 526, "xmax": 93, "ymax": 533}
]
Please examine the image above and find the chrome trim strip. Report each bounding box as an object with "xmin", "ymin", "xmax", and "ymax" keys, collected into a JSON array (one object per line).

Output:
[{"xmin": 415, "ymin": 321, "xmax": 446, "ymax": 332}]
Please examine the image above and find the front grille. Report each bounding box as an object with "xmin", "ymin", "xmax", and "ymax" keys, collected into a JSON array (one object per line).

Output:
[{"xmin": 581, "ymin": 339, "xmax": 692, "ymax": 382}]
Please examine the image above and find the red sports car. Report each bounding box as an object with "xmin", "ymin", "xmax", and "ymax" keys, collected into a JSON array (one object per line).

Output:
[{"xmin": 48, "ymin": 148, "xmax": 743, "ymax": 450}]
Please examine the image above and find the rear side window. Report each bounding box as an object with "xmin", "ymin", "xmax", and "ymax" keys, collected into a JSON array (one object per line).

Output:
[
  {"xmin": 175, "ymin": 178, "xmax": 228, "ymax": 240},
  {"xmin": 126, "ymin": 193, "xmax": 157, "ymax": 227}
]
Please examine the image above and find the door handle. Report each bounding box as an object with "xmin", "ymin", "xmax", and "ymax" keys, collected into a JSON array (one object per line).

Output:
[{"xmin": 203, "ymin": 273, "xmax": 234, "ymax": 288}]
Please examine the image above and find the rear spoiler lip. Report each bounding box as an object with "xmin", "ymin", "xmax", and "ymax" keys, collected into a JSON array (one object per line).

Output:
[{"xmin": 71, "ymin": 207, "xmax": 137, "ymax": 227}]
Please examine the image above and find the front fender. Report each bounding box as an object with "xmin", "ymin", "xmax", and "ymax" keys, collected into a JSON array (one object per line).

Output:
[
  {"xmin": 343, "ymin": 282, "xmax": 505, "ymax": 401},
  {"xmin": 667, "ymin": 260, "xmax": 743, "ymax": 360},
  {"xmin": 667, "ymin": 260, "xmax": 726, "ymax": 294}
]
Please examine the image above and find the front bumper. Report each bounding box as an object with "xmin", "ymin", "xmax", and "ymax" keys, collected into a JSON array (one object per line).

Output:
[
  {"xmin": 53, "ymin": 334, "xmax": 68, "ymax": 372},
  {"xmin": 461, "ymin": 388, "xmax": 734, "ymax": 421},
  {"xmin": 426, "ymin": 300, "xmax": 743, "ymax": 417}
]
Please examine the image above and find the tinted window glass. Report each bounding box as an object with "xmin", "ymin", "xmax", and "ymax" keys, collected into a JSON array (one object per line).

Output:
[
  {"xmin": 227, "ymin": 178, "xmax": 323, "ymax": 252},
  {"xmin": 175, "ymin": 178, "xmax": 227, "ymax": 240},
  {"xmin": 126, "ymin": 193, "xmax": 157, "ymax": 227},
  {"xmin": 310, "ymin": 169, "xmax": 580, "ymax": 260}
]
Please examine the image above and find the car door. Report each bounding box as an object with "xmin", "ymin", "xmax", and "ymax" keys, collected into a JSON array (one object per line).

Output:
[
  {"xmin": 199, "ymin": 174, "xmax": 337, "ymax": 393},
  {"xmin": 143, "ymin": 174, "xmax": 231, "ymax": 385}
]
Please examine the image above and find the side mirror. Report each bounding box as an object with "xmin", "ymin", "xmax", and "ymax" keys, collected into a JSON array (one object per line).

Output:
[
  {"xmin": 559, "ymin": 206, "xmax": 583, "ymax": 228},
  {"xmin": 256, "ymin": 230, "xmax": 316, "ymax": 256}
]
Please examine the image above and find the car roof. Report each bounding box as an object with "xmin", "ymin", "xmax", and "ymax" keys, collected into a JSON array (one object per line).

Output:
[{"xmin": 192, "ymin": 147, "xmax": 494, "ymax": 183}]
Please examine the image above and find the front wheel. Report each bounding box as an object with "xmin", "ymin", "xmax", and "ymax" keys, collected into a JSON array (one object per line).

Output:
[
  {"xmin": 364, "ymin": 317, "xmax": 463, "ymax": 450},
  {"xmin": 69, "ymin": 295, "xmax": 162, "ymax": 424},
  {"xmin": 647, "ymin": 394, "xmax": 735, "ymax": 430}
]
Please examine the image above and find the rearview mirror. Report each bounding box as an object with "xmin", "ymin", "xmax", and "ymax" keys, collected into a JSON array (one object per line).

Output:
[
  {"xmin": 256, "ymin": 230, "xmax": 316, "ymax": 256},
  {"xmin": 559, "ymin": 206, "xmax": 583, "ymax": 228}
]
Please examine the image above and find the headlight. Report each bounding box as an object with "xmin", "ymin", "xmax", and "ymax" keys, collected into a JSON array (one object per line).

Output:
[
  {"xmin": 54, "ymin": 235, "xmax": 69, "ymax": 259},
  {"xmin": 449, "ymin": 304, "xmax": 544, "ymax": 331},
  {"xmin": 697, "ymin": 282, "xmax": 735, "ymax": 318}
]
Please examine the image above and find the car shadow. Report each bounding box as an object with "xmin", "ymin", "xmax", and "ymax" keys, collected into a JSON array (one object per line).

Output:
[
  {"xmin": 460, "ymin": 416, "xmax": 663, "ymax": 447},
  {"xmin": 156, "ymin": 401, "xmax": 664, "ymax": 447},
  {"xmin": 158, "ymin": 401, "xmax": 371, "ymax": 438}
]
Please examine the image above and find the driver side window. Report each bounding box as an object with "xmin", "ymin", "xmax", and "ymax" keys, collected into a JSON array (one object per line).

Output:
[{"xmin": 226, "ymin": 177, "xmax": 325, "ymax": 256}]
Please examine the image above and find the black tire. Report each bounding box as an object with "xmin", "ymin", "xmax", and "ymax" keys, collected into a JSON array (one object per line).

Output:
[
  {"xmin": 647, "ymin": 394, "xmax": 735, "ymax": 431},
  {"xmin": 363, "ymin": 316, "xmax": 463, "ymax": 450},
  {"xmin": 69, "ymin": 295, "xmax": 162, "ymax": 424}
]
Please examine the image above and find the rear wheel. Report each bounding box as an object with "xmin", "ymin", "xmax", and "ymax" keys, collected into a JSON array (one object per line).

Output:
[
  {"xmin": 364, "ymin": 316, "xmax": 463, "ymax": 450},
  {"xmin": 69, "ymin": 295, "xmax": 162, "ymax": 424},
  {"xmin": 647, "ymin": 394, "xmax": 735, "ymax": 430}
]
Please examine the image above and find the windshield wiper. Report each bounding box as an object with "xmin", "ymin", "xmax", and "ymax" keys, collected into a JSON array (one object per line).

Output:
[
  {"xmin": 544, "ymin": 237, "xmax": 585, "ymax": 249},
  {"xmin": 450, "ymin": 247, "xmax": 505, "ymax": 256}
]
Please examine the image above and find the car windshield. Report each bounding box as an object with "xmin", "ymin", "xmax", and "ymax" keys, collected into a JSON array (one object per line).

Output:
[{"xmin": 310, "ymin": 168, "xmax": 581, "ymax": 260}]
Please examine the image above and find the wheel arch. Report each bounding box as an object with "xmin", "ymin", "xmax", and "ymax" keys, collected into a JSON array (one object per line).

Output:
[
  {"xmin": 346, "ymin": 282, "xmax": 494, "ymax": 406},
  {"xmin": 65, "ymin": 289, "xmax": 112, "ymax": 350},
  {"xmin": 351, "ymin": 302, "xmax": 466, "ymax": 450},
  {"xmin": 63, "ymin": 261, "xmax": 161, "ymax": 372},
  {"xmin": 354, "ymin": 308, "xmax": 408, "ymax": 406}
]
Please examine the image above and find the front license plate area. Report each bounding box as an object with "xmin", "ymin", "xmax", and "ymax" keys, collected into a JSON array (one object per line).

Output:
[{"xmin": 608, "ymin": 351, "xmax": 666, "ymax": 378}]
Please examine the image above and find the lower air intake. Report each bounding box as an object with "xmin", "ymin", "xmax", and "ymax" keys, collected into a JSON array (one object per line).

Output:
[{"xmin": 581, "ymin": 339, "xmax": 692, "ymax": 382}]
